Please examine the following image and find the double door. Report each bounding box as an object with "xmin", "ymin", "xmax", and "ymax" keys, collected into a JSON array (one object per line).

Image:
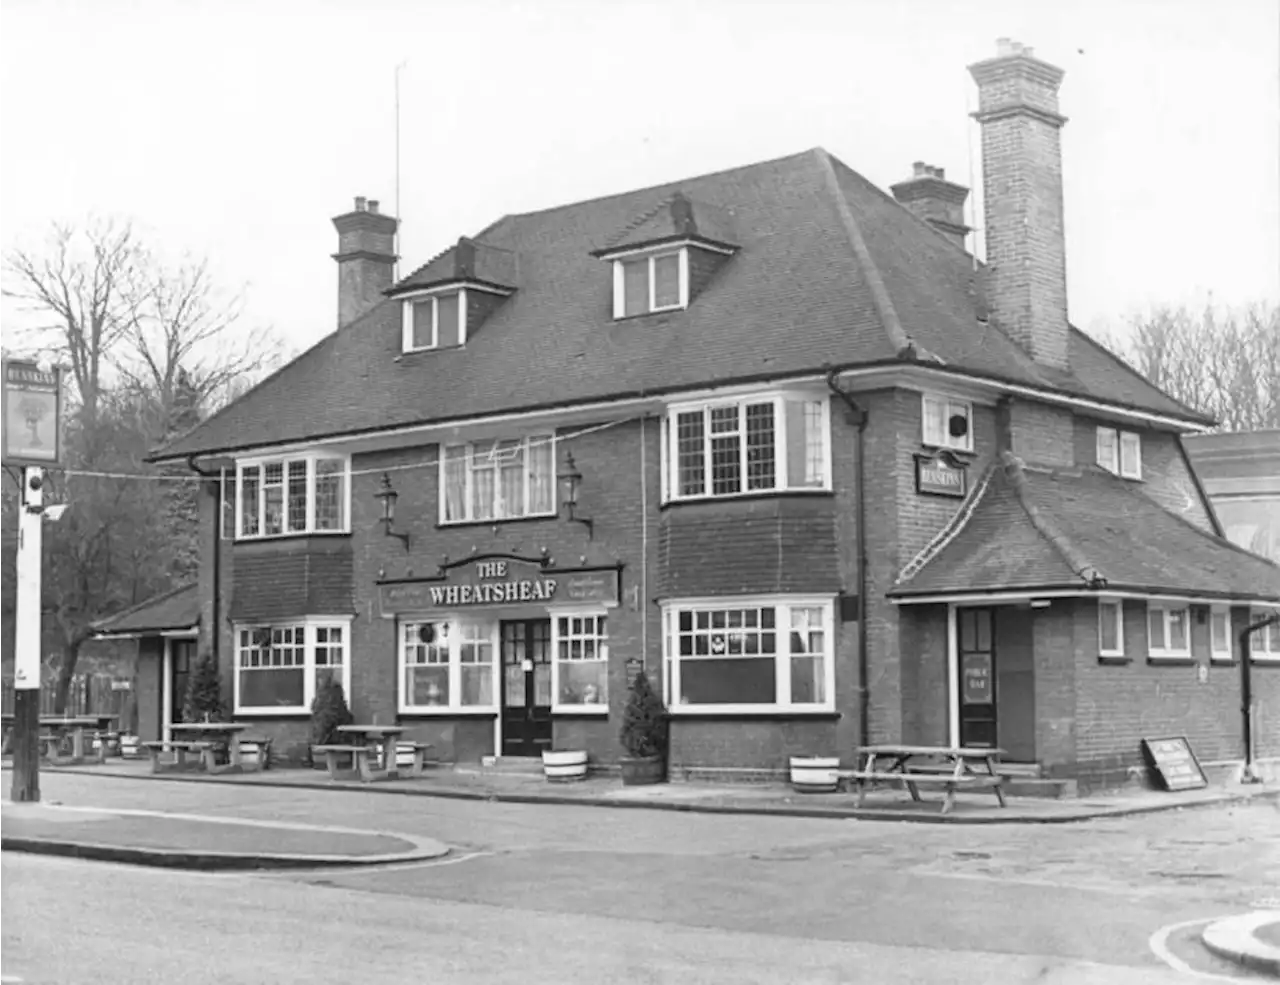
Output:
[{"xmin": 501, "ymin": 619, "xmax": 552, "ymax": 757}]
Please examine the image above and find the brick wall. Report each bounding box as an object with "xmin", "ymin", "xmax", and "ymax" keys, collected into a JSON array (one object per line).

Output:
[
  {"xmin": 135, "ymin": 637, "xmax": 164, "ymax": 742},
  {"xmin": 668, "ymin": 717, "xmax": 841, "ymax": 772},
  {"xmin": 898, "ymin": 604, "xmax": 949, "ymax": 746},
  {"xmin": 1007, "ymin": 400, "xmax": 1074, "ymax": 467},
  {"xmin": 1032, "ymin": 603, "xmax": 1077, "ymax": 776},
  {"xmin": 687, "ymin": 246, "xmax": 728, "ymax": 302}
]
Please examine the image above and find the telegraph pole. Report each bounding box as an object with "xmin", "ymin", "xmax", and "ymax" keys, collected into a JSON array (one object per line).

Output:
[{"xmin": 11, "ymin": 467, "xmax": 44, "ymax": 802}]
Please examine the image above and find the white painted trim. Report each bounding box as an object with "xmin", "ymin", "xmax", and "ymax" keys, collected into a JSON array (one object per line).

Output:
[
  {"xmin": 395, "ymin": 282, "xmax": 513, "ymax": 301},
  {"xmin": 666, "ymin": 708, "xmax": 840, "ymax": 718},
  {"xmin": 401, "ymin": 289, "xmax": 467, "ymax": 354},
  {"xmin": 235, "ymin": 452, "xmax": 351, "ymax": 540},
  {"xmin": 1098, "ymin": 598, "xmax": 1125, "ymax": 658},
  {"xmin": 920, "ymin": 392, "xmax": 974, "ymax": 453},
  {"xmin": 162, "ymin": 639, "xmax": 173, "ymax": 744},
  {"xmin": 946, "ymin": 605, "xmax": 959, "ymax": 748},
  {"xmin": 893, "ymin": 589, "xmax": 1280, "ymax": 607},
  {"xmin": 232, "ymin": 617, "xmax": 353, "ymax": 715},
  {"xmin": 396, "ymin": 616, "xmax": 501, "ymax": 716},
  {"xmin": 597, "ymin": 237, "xmax": 735, "ymax": 261},
  {"xmin": 1146, "ymin": 603, "xmax": 1192, "ymax": 659},
  {"xmin": 549, "ymin": 608, "xmax": 610, "ymax": 713},
  {"xmin": 1120, "ymin": 431, "xmax": 1143, "ymax": 480},
  {"xmin": 437, "ymin": 432, "xmax": 558, "ymax": 525},
  {"xmin": 1209, "ymin": 605, "xmax": 1233, "ymax": 662}
]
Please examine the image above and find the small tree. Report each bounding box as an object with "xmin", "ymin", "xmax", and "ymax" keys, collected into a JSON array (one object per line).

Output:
[
  {"xmin": 182, "ymin": 650, "xmax": 223, "ymax": 722},
  {"xmin": 310, "ymin": 676, "xmax": 354, "ymax": 762},
  {"xmin": 619, "ymin": 668, "xmax": 668, "ymax": 760}
]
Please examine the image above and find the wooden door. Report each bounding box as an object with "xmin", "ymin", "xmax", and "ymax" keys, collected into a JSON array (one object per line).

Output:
[
  {"xmin": 500, "ymin": 620, "xmax": 552, "ymax": 757},
  {"xmin": 170, "ymin": 640, "xmax": 196, "ymax": 725},
  {"xmin": 957, "ymin": 608, "xmax": 997, "ymax": 749}
]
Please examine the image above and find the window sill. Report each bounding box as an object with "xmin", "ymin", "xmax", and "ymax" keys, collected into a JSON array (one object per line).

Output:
[
  {"xmin": 613, "ymin": 306, "xmax": 688, "ymax": 322},
  {"xmin": 661, "ymin": 489, "xmax": 834, "ymax": 510},
  {"xmin": 553, "ymin": 707, "xmax": 609, "ymax": 717},
  {"xmin": 233, "ymin": 708, "xmax": 309, "ymax": 717},
  {"xmin": 1250, "ymin": 656, "xmax": 1280, "ymax": 665},
  {"xmin": 402, "ymin": 344, "xmax": 464, "ymax": 355},
  {"xmin": 668, "ymin": 708, "xmax": 840, "ymax": 720},
  {"xmin": 398, "ymin": 708, "xmax": 498, "ymax": 717},
  {"xmin": 1146, "ymin": 654, "xmax": 1194, "ymax": 666},
  {"xmin": 235, "ymin": 530, "xmax": 351, "ymax": 543},
  {"xmin": 920, "ymin": 442, "xmax": 975, "ymax": 458},
  {"xmin": 437, "ymin": 512, "xmax": 558, "ymax": 530},
  {"xmin": 1097, "ymin": 653, "xmax": 1130, "ymax": 665},
  {"xmin": 1209, "ymin": 654, "xmax": 1237, "ymax": 665}
]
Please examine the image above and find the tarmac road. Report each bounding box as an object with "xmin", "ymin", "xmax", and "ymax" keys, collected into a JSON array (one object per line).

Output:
[{"xmin": 3, "ymin": 773, "xmax": 1277, "ymax": 983}]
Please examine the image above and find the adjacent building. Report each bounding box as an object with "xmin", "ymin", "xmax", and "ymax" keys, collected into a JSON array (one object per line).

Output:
[{"xmin": 106, "ymin": 39, "xmax": 1280, "ymax": 792}]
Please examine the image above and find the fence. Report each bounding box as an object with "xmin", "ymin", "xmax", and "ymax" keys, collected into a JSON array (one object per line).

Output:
[{"xmin": 1, "ymin": 674, "xmax": 137, "ymax": 732}]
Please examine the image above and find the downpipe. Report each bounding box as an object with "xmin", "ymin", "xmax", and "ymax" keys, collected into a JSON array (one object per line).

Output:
[{"xmin": 1239, "ymin": 611, "xmax": 1279, "ymax": 784}]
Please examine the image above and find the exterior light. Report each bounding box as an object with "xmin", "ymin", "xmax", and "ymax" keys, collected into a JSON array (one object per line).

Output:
[
  {"xmin": 374, "ymin": 472, "xmax": 411, "ymax": 551},
  {"xmin": 559, "ymin": 452, "xmax": 594, "ymax": 539}
]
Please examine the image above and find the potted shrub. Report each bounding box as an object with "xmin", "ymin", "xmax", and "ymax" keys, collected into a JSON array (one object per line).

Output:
[
  {"xmin": 618, "ymin": 667, "xmax": 668, "ymax": 786},
  {"xmin": 309, "ymin": 677, "xmax": 354, "ymax": 769},
  {"xmin": 788, "ymin": 753, "xmax": 841, "ymax": 793},
  {"xmin": 182, "ymin": 650, "xmax": 225, "ymax": 723}
]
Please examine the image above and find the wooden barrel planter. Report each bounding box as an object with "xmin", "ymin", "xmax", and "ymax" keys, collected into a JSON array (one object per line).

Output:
[
  {"xmin": 542, "ymin": 749, "xmax": 588, "ymax": 783},
  {"xmin": 619, "ymin": 755, "xmax": 666, "ymax": 786},
  {"xmin": 789, "ymin": 755, "xmax": 840, "ymax": 793},
  {"xmin": 119, "ymin": 735, "xmax": 141, "ymax": 759}
]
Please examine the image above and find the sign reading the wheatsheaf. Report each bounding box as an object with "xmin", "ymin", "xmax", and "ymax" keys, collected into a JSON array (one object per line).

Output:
[
  {"xmin": 378, "ymin": 557, "xmax": 620, "ymax": 616},
  {"xmin": 2, "ymin": 359, "xmax": 63, "ymax": 468}
]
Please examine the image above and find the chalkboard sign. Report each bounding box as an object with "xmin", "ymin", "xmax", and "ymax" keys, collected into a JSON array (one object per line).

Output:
[{"xmin": 1141, "ymin": 736, "xmax": 1208, "ymax": 791}]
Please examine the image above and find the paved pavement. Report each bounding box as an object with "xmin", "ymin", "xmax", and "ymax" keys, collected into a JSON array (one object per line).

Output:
[{"xmin": 2, "ymin": 771, "xmax": 1278, "ymax": 983}]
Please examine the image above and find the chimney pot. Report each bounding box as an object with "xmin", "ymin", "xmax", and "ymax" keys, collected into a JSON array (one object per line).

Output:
[
  {"xmin": 890, "ymin": 162, "xmax": 971, "ymax": 249},
  {"xmin": 997, "ymin": 37, "xmax": 1015, "ymax": 56},
  {"xmin": 913, "ymin": 160, "xmax": 927, "ymax": 176},
  {"xmin": 934, "ymin": 166, "xmax": 945, "ymax": 179},
  {"xmin": 368, "ymin": 199, "xmax": 380, "ymax": 214},
  {"xmin": 354, "ymin": 196, "xmax": 367, "ymax": 212}
]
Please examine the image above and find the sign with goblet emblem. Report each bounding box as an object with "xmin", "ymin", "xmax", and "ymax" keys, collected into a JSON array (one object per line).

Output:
[{"xmin": 2, "ymin": 359, "xmax": 63, "ymax": 468}]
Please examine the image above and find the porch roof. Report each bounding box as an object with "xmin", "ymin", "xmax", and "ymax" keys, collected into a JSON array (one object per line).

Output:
[
  {"xmin": 889, "ymin": 452, "xmax": 1280, "ymax": 603},
  {"xmin": 91, "ymin": 584, "xmax": 200, "ymax": 637}
]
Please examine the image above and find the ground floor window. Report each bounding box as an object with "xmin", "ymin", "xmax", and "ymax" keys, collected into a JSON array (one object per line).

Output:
[
  {"xmin": 400, "ymin": 619, "xmax": 497, "ymax": 712},
  {"xmin": 1146, "ymin": 603, "xmax": 1190, "ymax": 658},
  {"xmin": 1250, "ymin": 608, "xmax": 1280, "ymax": 660},
  {"xmin": 554, "ymin": 613, "xmax": 608, "ymax": 710},
  {"xmin": 1098, "ymin": 599, "xmax": 1124, "ymax": 657},
  {"xmin": 1210, "ymin": 606, "xmax": 1233, "ymax": 661},
  {"xmin": 234, "ymin": 618, "xmax": 350, "ymax": 713},
  {"xmin": 662, "ymin": 596, "xmax": 835, "ymax": 712}
]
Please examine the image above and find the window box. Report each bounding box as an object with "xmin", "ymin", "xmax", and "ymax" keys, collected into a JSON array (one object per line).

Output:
[
  {"xmin": 662, "ymin": 597, "xmax": 836, "ymax": 713},
  {"xmin": 1097, "ymin": 426, "xmax": 1142, "ymax": 479},
  {"xmin": 921, "ymin": 394, "xmax": 973, "ymax": 453},
  {"xmin": 234, "ymin": 619, "xmax": 350, "ymax": 715},
  {"xmin": 1098, "ymin": 599, "xmax": 1125, "ymax": 660},
  {"xmin": 402, "ymin": 289, "xmax": 465, "ymax": 352},
  {"xmin": 663, "ymin": 392, "xmax": 830, "ymax": 501},
  {"xmin": 440, "ymin": 434, "xmax": 556, "ymax": 524},
  {"xmin": 236, "ymin": 453, "xmax": 349, "ymax": 539},
  {"xmin": 613, "ymin": 249, "xmax": 688, "ymax": 318},
  {"xmin": 1210, "ymin": 606, "xmax": 1234, "ymax": 663},
  {"xmin": 1147, "ymin": 604, "xmax": 1191, "ymax": 660}
]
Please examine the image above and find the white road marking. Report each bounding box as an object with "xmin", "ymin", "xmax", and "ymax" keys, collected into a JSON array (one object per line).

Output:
[{"xmin": 1148, "ymin": 916, "xmax": 1245, "ymax": 981}]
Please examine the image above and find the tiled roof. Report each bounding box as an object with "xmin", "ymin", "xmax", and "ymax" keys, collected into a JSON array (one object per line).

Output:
[
  {"xmin": 392, "ymin": 237, "xmax": 519, "ymax": 294},
  {"xmin": 154, "ymin": 148, "xmax": 1211, "ymax": 461},
  {"xmin": 890, "ymin": 453, "xmax": 1280, "ymax": 601},
  {"xmin": 92, "ymin": 584, "xmax": 200, "ymax": 636},
  {"xmin": 597, "ymin": 193, "xmax": 741, "ymax": 253}
]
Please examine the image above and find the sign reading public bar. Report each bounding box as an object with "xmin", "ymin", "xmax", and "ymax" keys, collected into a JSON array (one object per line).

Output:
[
  {"xmin": 2, "ymin": 358, "xmax": 63, "ymax": 468},
  {"xmin": 378, "ymin": 555, "xmax": 621, "ymax": 617},
  {"xmin": 1140, "ymin": 736, "xmax": 1208, "ymax": 792},
  {"xmin": 915, "ymin": 450, "xmax": 967, "ymax": 498}
]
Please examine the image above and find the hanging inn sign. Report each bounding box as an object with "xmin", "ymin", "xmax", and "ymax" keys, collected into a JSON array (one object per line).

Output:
[
  {"xmin": 2, "ymin": 358, "xmax": 64, "ymax": 469},
  {"xmin": 377, "ymin": 553, "xmax": 622, "ymax": 617},
  {"xmin": 915, "ymin": 449, "xmax": 968, "ymax": 499}
]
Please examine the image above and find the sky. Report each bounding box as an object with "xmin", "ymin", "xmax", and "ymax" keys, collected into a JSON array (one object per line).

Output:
[{"xmin": 1, "ymin": 0, "xmax": 1277, "ymax": 359}]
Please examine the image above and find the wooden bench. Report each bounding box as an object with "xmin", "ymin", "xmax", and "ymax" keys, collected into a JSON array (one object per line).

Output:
[
  {"xmin": 90, "ymin": 730, "xmax": 120, "ymax": 762},
  {"xmin": 312, "ymin": 744, "xmax": 379, "ymax": 782},
  {"xmin": 395, "ymin": 741, "xmax": 436, "ymax": 776},
  {"xmin": 840, "ymin": 769, "xmax": 1005, "ymax": 814},
  {"xmin": 237, "ymin": 735, "xmax": 274, "ymax": 770},
  {"xmin": 141, "ymin": 739, "xmax": 216, "ymax": 773}
]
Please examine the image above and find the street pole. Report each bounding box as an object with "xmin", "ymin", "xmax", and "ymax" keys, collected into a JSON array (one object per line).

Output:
[{"xmin": 11, "ymin": 465, "xmax": 45, "ymax": 802}]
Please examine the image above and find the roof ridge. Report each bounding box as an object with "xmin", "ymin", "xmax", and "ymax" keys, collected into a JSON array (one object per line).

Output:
[
  {"xmin": 91, "ymin": 582, "xmax": 198, "ymax": 630},
  {"xmin": 1001, "ymin": 451, "xmax": 1105, "ymax": 588},
  {"xmin": 896, "ymin": 462, "xmax": 997, "ymax": 585},
  {"xmin": 812, "ymin": 148, "xmax": 911, "ymax": 354}
]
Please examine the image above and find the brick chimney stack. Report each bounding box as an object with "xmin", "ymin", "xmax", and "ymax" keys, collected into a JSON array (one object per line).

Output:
[
  {"xmin": 332, "ymin": 196, "xmax": 398, "ymax": 328},
  {"xmin": 968, "ymin": 38, "xmax": 1070, "ymax": 371},
  {"xmin": 889, "ymin": 162, "xmax": 972, "ymax": 249}
]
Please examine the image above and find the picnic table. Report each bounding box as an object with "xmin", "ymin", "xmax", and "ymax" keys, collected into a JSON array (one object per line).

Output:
[
  {"xmin": 142, "ymin": 722, "xmax": 268, "ymax": 774},
  {"xmin": 39, "ymin": 716, "xmax": 114, "ymax": 765},
  {"xmin": 313, "ymin": 724, "xmax": 433, "ymax": 782},
  {"xmin": 841, "ymin": 744, "xmax": 1007, "ymax": 815}
]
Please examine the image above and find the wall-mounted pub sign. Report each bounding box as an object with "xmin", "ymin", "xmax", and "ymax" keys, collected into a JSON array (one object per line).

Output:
[
  {"xmin": 2, "ymin": 358, "xmax": 63, "ymax": 468},
  {"xmin": 377, "ymin": 553, "xmax": 621, "ymax": 617},
  {"xmin": 915, "ymin": 449, "xmax": 968, "ymax": 499}
]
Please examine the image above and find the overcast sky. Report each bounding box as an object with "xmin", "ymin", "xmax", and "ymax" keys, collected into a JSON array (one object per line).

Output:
[{"xmin": 2, "ymin": 0, "xmax": 1277, "ymax": 357}]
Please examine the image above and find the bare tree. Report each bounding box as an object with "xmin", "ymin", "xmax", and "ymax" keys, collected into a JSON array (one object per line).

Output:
[{"xmin": 1093, "ymin": 301, "xmax": 1280, "ymax": 431}]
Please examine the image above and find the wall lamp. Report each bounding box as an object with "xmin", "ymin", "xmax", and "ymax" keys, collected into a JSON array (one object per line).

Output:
[
  {"xmin": 560, "ymin": 452, "xmax": 594, "ymax": 539},
  {"xmin": 374, "ymin": 472, "xmax": 411, "ymax": 551}
]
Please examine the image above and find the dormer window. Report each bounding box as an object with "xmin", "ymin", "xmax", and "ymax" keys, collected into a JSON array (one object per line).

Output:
[
  {"xmin": 613, "ymin": 248, "xmax": 689, "ymax": 318},
  {"xmin": 402, "ymin": 289, "xmax": 465, "ymax": 352}
]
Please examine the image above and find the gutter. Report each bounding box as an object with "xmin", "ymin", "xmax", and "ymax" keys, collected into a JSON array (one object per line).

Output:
[
  {"xmin": 1239, "ymin": 610, "xmax": 1280, "ymax": 784},
  {"xmin": 826, "ymin": 370, "xmax": 870, "ymax": 749}
]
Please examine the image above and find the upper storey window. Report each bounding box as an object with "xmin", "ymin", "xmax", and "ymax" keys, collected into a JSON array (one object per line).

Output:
[
  {"xmin": 614, "ymin": 249, "xmax": 688, "ymax": 318},
  {"xmin": 1096, "ymin": 426, "xmax": 1142, "ymax": 479},
  {"xmin": 403, "ymin": 289, "xmax": 465, "ymax": 352},
  {"xmin": 441, "ymin": 434, "xmax": 556, "ymax": 524},
  {"xmin": 921, "ymin": 394, "xmax": 973, "ymax": 453},
  {"xmin": 664, "ymin": 393, "xmax": 830, "ymax": 501},
  {"xmin": 237, "ymin": 453, "xmax": 349, "ymax": 539}
]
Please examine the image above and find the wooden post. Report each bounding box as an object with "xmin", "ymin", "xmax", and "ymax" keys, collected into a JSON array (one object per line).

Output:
[{"xmin": 10, "ymin": 689, "xmax": 40, "ymax": 802}]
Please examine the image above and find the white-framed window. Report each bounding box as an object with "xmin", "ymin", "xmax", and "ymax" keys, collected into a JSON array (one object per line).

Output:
[
  {"xmin": 1210, "ymin": 606, "xmax": 1233, "ymax": 662},
  {"xmin": 1249, "ymin": 609, "xmax": 1280, "ymax": 661},
  {"xmin": 921, "ymin": 394, "xmax": 973, "ymax": 453},
  {"xmin": 613, "ymin": 248, "xmax": 688, "ymax": 318},
  {"xmin": 1147, "ymin": 603, "xmax": 1191, "ymax": 658},
  {"xmin": 662, "ymin": 597, "xmax": 835, "ymax": 713},
  {"xmin": 440, "ymin": 434, "xmax": 556, "ymax": 523},
  {"xmin": 553, "ymin": 612, "xmax": 609, "ymax": 711},
  {"xmin": 664, "ymin": 393, "xmax": 829, "ymax": 500},
  {"xmin": 399, "ymin": 618, "xmax": 498, "ymax": 713},
  {"xmin": 233, "ymin": 618, "xmax": 351, "ymax": 714},
  {"xmin": 220, "ymin": 469, "xmax": 236, "ymax": 541},
  {"xmin": 401, "ymin": 289, "xmax": 465, "ymax": 352},
  {"xmin": 1096, "ymin": 426, "xmax": 1142, "ymax": 479},
  {"xmin": 236, "ymin": 453, "xmax": 349, "ymax": 539},
  {"xmin": 1098, "ymin": 599, "xmax": 1124, "ymax": 658}
]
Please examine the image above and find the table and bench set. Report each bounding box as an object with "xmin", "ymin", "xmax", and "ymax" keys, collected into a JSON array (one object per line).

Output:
[
  {"xmin": 838, "ymin": 744, "xmax": 1008, "ymax": 814},
  {"xmin": 1, "ymin": 714, "xmax": 124, "ymax": 766}
]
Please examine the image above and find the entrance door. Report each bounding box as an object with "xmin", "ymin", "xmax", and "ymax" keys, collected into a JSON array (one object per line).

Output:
[
  {"xmin": 957, "ymin": 608, "xmax": 997, "ymax": 748},
  {"xmin": 169, "ymin": 639, "xmax": 196, "ymax": 727},
  {"xmin": 500, "ymin": 619, "xmax": 552, "ymax": 757}
]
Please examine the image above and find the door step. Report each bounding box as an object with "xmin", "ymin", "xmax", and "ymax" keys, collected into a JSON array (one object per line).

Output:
[
  {"xmin": 996, "ymin": 762, "xmax": 1043, "ymax": 778},
  {"xmin": 475, "ymin": 755, "xmax": 545, "ymax": 775}
]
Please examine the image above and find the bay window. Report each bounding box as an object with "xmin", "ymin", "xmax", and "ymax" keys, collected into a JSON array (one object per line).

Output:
[
  {"xmin": 234, "ymin": 619, "xmax": 350, "ymax": 714},
  {"xmin": 441, "ymin": 434, "xmax": 555, "ymax": 523},
  {"xmin": 662, "ymin": 597, "xmax": 835, "ymax": 712},
  {"xmin": 665, "ymin": 393, "xmax": 829, "ymax": 500},
  {"xmin": 554, "ymin": 613, "xmax": 608, "ymax": 710},
  {"xmin": 400, "ymin": 619, "xmax": 498, "ymax": 713},
  {"xmin": 1147, "ymin": 604, "xmax": 1190, "ymax": 658},
  {"xmin": 236, "ymin": 453, "xmax": 349, "ymax": 539}
]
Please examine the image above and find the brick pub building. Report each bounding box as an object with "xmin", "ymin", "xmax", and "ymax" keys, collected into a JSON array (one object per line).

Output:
[{"xmin": 101, "ymin": 39, "xmax": 1280, "ymax": 793}]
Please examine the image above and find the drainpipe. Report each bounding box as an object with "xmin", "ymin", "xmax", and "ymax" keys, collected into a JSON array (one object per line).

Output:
[
  {"xmin": 187, "ymin": 455, "xmax": 221, "ymax": 672},
  {"xmin": 826, "ymin": 370, "xmax": 870, "ymax": 749},
  {"xmin": 1239, "ymin": 610, "xmax": 1280, "ymax": 784}
]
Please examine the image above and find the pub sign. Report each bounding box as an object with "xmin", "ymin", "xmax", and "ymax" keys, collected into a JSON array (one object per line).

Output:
[
  {"xmin": 915, "ymin": 450, "xmax": 967, "ymax": 498},
  {"xmin": 2, "ymin": 358, "xmax": 63, "ymax": 468}
]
